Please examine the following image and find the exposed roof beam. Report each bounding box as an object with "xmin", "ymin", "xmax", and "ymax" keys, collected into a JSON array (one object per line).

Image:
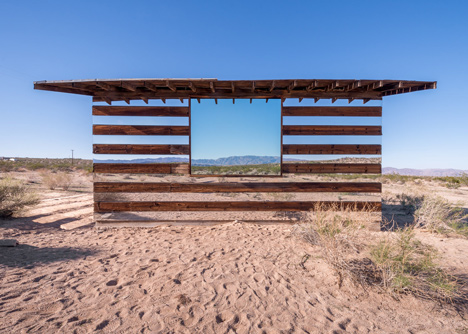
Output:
[
  {"xmin": 362, "ymin": 80, "xmax": 383, "ymax": 91},
  {"xmin": 215, "ymin": 98, "xmax": 218, "ymax": 104},
  {"xmin": 348, "ymin": 98, "xmax": 355, "ymax": 104},
  {"xmin": 231, "ymin": 82, "xmax": 235, "ymax": 93},
  {"xmin": 288, "ymin": 80, "xmax": 297, "ymax": 93},
  {"xmin": 144, "ymin": 82, "xmax": 158, "ymax": 92},
  {"xmin": 325, "ymin": 81, "xmax": 339, "ymax": 92},
  {"xmin": 210, "ymin": 82, "xmax": 215, "ymax": 93},
  {"xmin": 103, "ymin": 97, "xmax": 112, "ymax": 105},
  {"xmin": 179, "ymin": 98, "xmax": 184, "ymax": 103},
  {"xmin": 124, "ymin": 98, "xmax": 131, "ymax": 104},
  {"xmin": 252, "ymin": 81, "xmax": 255, "ymax": 92},
  {"xmin": 265, "ymin": 98, "xmax": 269, "ymax": 103},
  {"xmin": 306, "ymin": 80, "xmax": 318, "ymax": 91},
  {"xmin": 189, "ymin": 82, "xmax": 197, "ymax": 92},
  {"xmin": 363, "ymin": 98, "xmax": 371, "ymax": 104},
  {"xmin": 331, "ymin": 97, "xmax": 338, "ymax": 103},
  {"xmin": 161, "ymin": 98, "xmax": 166, "ymax": 104},
  {"xmin": 141, "ymin": 97, "xmax": 148, "ymax": 104},
  {"xmin": 96, "ymin": 81, "xmax": 115, "ymax": 91},
  {"xmin": 121, "ymin": 82, "xmax": 137, "ymax": 92},
  {"xmin": 196, "ymin": 98, "xmax": 201, "ymax": 103},
  {"xmin": 232, "ymin": 99, "xmax": 235, "ymax": 104},
  {"xmin": 344, "ymin": 80, "xmax": 362, "ymax": 91},
  {"xmin": 314, "ymin": 97, "xmax": 320, "ymax": 103},
  {"xmin": 269, "ymin": 81, "xmax": 275, "ymax": 92},
  {"xmin": 299, "ymin": 98, "xmax": 303, "ymax": 103},
  {"xmin": 250, "ymin": 98, "xmax": 252, "ymax": 104},
  {"xmin": 166, "ymin": 80, "xmax": 177, "ymax": 92}
]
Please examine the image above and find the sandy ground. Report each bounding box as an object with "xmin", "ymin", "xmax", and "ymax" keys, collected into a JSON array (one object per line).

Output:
[{"xmin": 1, "ymin": 171, "xmax": 468, "ymax": 333}]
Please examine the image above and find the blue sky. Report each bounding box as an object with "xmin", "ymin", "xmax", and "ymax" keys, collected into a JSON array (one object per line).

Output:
[{"xmin": 0, "ymin": 1, "xmax": 467, "ymax": 169}]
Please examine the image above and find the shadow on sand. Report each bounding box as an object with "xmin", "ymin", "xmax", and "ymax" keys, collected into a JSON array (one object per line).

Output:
[{"xmin": 0, "ymin": 244, "xmax": 97, "ymax": 268}]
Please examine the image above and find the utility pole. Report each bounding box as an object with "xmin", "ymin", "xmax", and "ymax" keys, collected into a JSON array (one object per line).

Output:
[{"xmin": 71, "ymin": 149, "xmax": 74, "ymax": 166}]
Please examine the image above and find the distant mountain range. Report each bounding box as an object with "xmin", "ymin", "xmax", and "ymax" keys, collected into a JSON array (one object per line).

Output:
[
  {"xmin": 94, "ymin": 155, "xmax": 283, "ymax": 166},
  {"xmin": 383, "ymin": 167, "xmax": 468, "ymax": 177},
  {"xmin": 94, "ymin": 156, "xmax": 467, "ymax": 176}
]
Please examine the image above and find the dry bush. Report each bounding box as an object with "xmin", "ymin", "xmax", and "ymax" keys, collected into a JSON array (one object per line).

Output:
[
  {"xmin": 0, "ymin": 176, "xmax": 39, "ymax": 217},
  {"xmin": 293, "ymin": 205, "xmax": 466, "ymax": 306},
  {"xmin": 370, "ymin": 228, "xmax": 464, "ymax": 303},
  {"xmin": 292, "ymin": 203, "xmax": 376, "ymax": 287},
  {"xmin": 414, "ymin": 196, "xmax": 468, "ymax": 235},
  {"xmin": 40, "ymin": 170, "xmax": 73, "ymax": 190}
]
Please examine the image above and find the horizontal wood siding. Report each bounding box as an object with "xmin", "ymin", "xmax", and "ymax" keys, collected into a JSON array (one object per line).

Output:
[
  {"xmin": 93, "ymin": 163, "xmax": 189, "ymax": 174},
  {"xmin": 94, "ymin": 182, "xmax": 382, "ymax": 193},
  {"xmin": 93, "ymin": 125, "xmax": 190, "ymax": 136},
  {"xmin": 93, "ymin": 106, "xmax": 189, "ymax": 117},
  {"xmin": 282, "ymin": 163, "xmax": 382, "ymax": 174},
  {"xmin": 95, "ymin": 201, "xmax": 382, "ymax": 212},
  {"xmin": 93, "ymin": 144, "xmax": 190, "ymax": 155},
  {"xmin": 282, "ymin": 106, "xmax": 382, "ymax": 117},
  {"xmin": 282, "ymin": 144, "xmax": 381, "ymax": 155},
  {"xmin": 282, "ymin": 125, "xmax": 381, "ymax": 136}
]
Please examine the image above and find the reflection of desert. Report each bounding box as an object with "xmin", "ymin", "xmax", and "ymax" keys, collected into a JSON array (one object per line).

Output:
[{"xmin": 1, "ymin": 168, "xmax": 468, "ymax": 333}]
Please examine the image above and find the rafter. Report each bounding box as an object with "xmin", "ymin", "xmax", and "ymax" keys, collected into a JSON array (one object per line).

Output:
[
  {"xmin": 96, "ymin": 82, "xmax": 114, "ymax": 91},
  {"xmin": 144, "ymin": 82, "xmax": 158, "ymax": 92},
  {"xmin": 314, "ymin": 97, "xmax": 320, "ymax": 103},
  {"xmin": 196, "ymin": 98, "xmax": 201, "ymax": 103},
  {"xmin": 166, "ymin": 80, "xmax": 177, "ymax": 92},
  {"xmin": 189, "ymin": 82, "xmax": 197, "ymax": 92},
  {"xmin": 121, "ymin": 82, "xmax": 137, "ymax": 92},
  {"xmin": 161, "ymin": 98, "xmax": 166, "ymax": 104},
  {"xmin": 325, "ymin": 81, "xmax": 339, "ymax": 92},
  {"xmin": 306, "ymin": 80, "xmax": 318, "ymax": 91},
  {"xmin": 210, "ymin": 82, "xmax": 215, "ymax": 93},
  {"xmin": 252, "ymin": 81, "xmax": 255, "ymax": 92},
  {"xmin": 269, "ymin": 81, "xmax": 275, "ymax": 92},
  {"xmin": 331, "ymin": 97, "xmax": 338, "ymax": 104},
  {"xmin": 124, "ymin": 98, "xmax": 131, "ymax": 104},
  {"xmin": 363, "ymin": 98, "xmax": 371, "ymax": 104},
  {"xmin": 348, "ymin": 98, "xmax": 355, "ymax": 104},
  {"xmin": 288, "ymin": 80, "xmax": 297, "ymax": 93},
  {"xmin": 231, "ymin": 82, "xmax": 235, "ymax": 93},
  {"xmin": 141, "ymin": 97, "xmax": 148, "ymax": 104}
]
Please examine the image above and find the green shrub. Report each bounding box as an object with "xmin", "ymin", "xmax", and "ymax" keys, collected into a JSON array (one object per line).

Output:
[{"xmin": 0, "ymin": 176, "xmax": 39, "ymax": 217}]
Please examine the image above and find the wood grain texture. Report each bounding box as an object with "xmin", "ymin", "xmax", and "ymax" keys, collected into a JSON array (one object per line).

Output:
[
  {"xmin": 93, "ymin": 125, "xmax": 189, "ymax": 136},
  {"xmin": 93, "ymin": 144, "xmax": 189, "ymax": 155},
  {"xmin": 282, "ymin": 144, "xmax": 381, "ymax": 155},
  {"xmin": 282, "ymin": 106, "xmax": 382, "ymax": 117},
  {"xmin": 92, "ymin": 106, "xmax": 189, "ymax": 116},
  {"xmin": 94, "ymin": 182, "xmax": 382, "ymax": 193},
  {"xmin": 93, "ymin": 163, "xmax": 189, "ymax": 174},
  {"xmin": 94, "ymin": 201, "xmax": 382, "ymax": 212},
  {"xmin": 282, "ymin": 163, "xmax": 382, "ymax": 174},
  {"xmin": 282, "ymin": 125, "xmax": 382, "ymax": 136}
]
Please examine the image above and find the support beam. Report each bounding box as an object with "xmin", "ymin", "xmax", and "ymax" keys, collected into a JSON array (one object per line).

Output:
[
  {"xmin": 231, "ymin": 82, "xmax": 235, "ymax": 93},
  {"xmin": 269, "ymin": 81, "xmax": 275, "ymax": 92},
  {"xmin": 166, "ymin": 80, "xmax": 177, "ymax": 92},
  {"xmin": 141, "ymin": 97, "xmax": 148, "ymax": 104},
  {"xmin": 189, "ymin": 82, "xmax": 197, "ymax": 92},
  {"xmin": 144, "ymin": 82, "xmax": 158, "ymax": 92},
  {"xmin": 121, "ymin": 82, "xmax": 137, "ymax": 92},
  {"xmin": 252, "ymin": 81, "xmax": 255, "ymax": 92},
  {"xmin": 210, "ymin": 81, "xmax": 215, "ymax": 93},
  {"xmin": 288, "ymin": 80, "xmax": 297, "ymax": 93}
]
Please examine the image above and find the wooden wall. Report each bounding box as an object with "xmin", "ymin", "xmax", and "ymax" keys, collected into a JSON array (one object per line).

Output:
[{"xmin": 92, "ymin": 102, "xmax": 382, "ymax": 227}]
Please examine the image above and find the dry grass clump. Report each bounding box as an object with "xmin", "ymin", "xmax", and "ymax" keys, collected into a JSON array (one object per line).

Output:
[
  {"xmin": 0, "ymin": 176, "xmax": 39, "ymax": 217},
  {"xmin": 293, "ymin": 205, "xmax": 466, "ymax": 306},
  {"xmin": 414, "ymin": 196, "xmax": 468, "ymax": 236},
  {"xmin": 370, "ymin": 228, "xmax": 462, "ymax": 303},
  {"xmin": 40, "ymin": 170, "xmax": 73, "ymax": 190},
  {"xmin": 292, "ymin": 204, "xmax": 376, "ymax": 288}
]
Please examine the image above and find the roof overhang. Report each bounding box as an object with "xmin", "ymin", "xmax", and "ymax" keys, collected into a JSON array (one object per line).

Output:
[{"xmin": 34, "ymin": 78, "xmax": 437, "ymax": 104}]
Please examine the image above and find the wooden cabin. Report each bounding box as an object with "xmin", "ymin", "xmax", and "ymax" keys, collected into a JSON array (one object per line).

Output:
[{"xmin": 34, "ymin": 79, "xmax": 436, "ymax": 227}]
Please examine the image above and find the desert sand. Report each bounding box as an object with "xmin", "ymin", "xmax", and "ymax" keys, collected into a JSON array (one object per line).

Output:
[{"xmin": 1, "ymin": 171, "xmax": 468, "ymax": 333}]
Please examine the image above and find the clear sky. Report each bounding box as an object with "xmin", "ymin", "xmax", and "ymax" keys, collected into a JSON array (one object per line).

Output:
[{"xmin": 0, "ymin": 1, "xmax": 467, "ymax": 169}]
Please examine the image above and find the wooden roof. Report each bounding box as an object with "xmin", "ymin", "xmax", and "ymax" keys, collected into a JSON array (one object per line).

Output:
[{"xmin": 34, "ymin": 78, "xmax": 436, "ymax": 104}]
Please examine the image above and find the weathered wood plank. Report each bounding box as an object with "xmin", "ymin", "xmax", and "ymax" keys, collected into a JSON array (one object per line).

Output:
[
  {"xmin": 93, "ymin": 144, "xmax": 189, "ymax": 155},
  {"xmin": 282, "ymin": 125, "xmax": 382, "ymax": 136},
  {"xmin": 94, "ymin": 182, "xmax": 382, "ymax": 193},
  {"xmin": 282, "ymin": 106, "xmax": 382, "ymax": 117},
  {"xmin": 93, "ymin": 125, "xmax": 190, "ymax": 136},
  {"xmin": 282, "ymin": 163, "xmax": 382, "ymax": 174},
  {"xmin": 93, "ymin": 163, "xmax": 189, "ymax": 174},
  {"xmin": 94, "ymin": 201, "xmax": 382, "ymax": 212},
  {"xmin": 282, "ymin": 144, "xmax": 381, "ymax": 155},
  {"xmin": 92, "ymin": 106, "xmax": 189, "ymax": 117}
]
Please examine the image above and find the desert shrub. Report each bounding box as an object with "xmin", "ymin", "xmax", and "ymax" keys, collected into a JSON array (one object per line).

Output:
[
  {"xmin": 414, "ymin": 196, "xmax": 468, "ymax": 235},
  {"xmin": 40, "ymin": 171, "xmax": 73, "ymax": 190},
  {"xmin": 382, "ymin": 173, "xmax": 421, "ymax": 184},
  {"xmin": 0, "ymin": 176, "xmax": 39, "ymax": 217},
  {"xmin": 370, "ymin": 228, "xmax": 461, "ymax": 302},
  {"xmin": 292, "ymin": 204, "xmax": 375, "ymax": 287},
  {"xmin": 434, "ymin": 173, "xmax": 468, "ymax": 188},
  {"xmin": 294, "ymin": 206, "xmax": 465, "ymax": 305}
]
